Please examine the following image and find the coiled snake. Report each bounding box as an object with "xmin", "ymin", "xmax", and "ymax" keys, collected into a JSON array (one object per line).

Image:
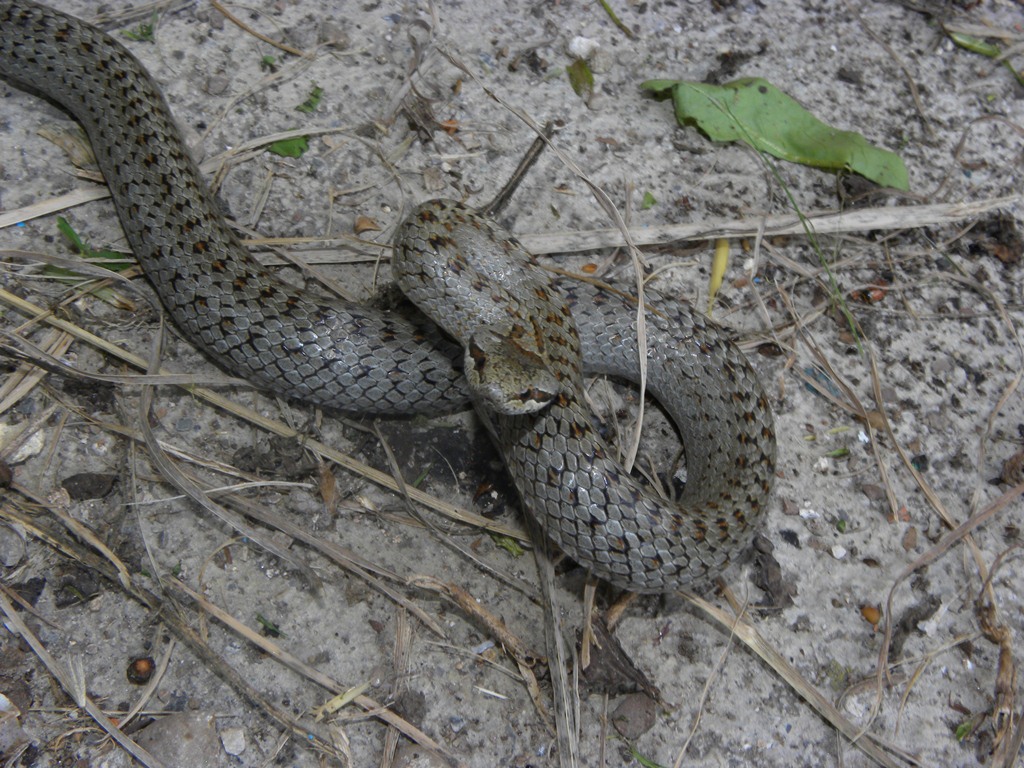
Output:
[{"xmin": 0, "ymin": 0, "xmax": 776, "ymax": 593}]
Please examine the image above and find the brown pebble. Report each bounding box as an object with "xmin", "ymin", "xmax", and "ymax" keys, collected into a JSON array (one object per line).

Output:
[
  {"xmin": 860, "ymin": 483, "xmax": 885, "ymax": 502},
  {"xmin": 127, "ymin": 656, "xmax": 156, "ymax": 685},
  {"xmin": 60, "ymin": 472, "xmax": 117, "ymax": 501},
  {"xmin": 611, "ymin": 692, "xmax": 658, "ymax": 740},
  {"xmin": 860, "ymin": 604, "xmax": 882, "ymax": 629},
  {"xmin": 902, "ymin": 526, "xmax": 918, "ymax": 551},
  {"xmin": 1000, "ymin": 449, "xmax": 1024, "ymax": 486}
]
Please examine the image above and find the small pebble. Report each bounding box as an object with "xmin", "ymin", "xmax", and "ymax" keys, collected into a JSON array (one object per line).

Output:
[
  {"xmin": 220, "ymin": 726, "xmax": 246, "ymax": 756},
  {"xmin": 902, "ymin": 526, "xmax": 918, "ymax": 551},
  {"xmin": 0, "ymin": 527, "xmax": 26, "ymax": 568},
  {"xmin": 205, "ymin": 75, "xmax": 230, "ymax": 96},
  {"xmin": 568, "ymin": 36, "xmax": 599, "ymax": 59}
]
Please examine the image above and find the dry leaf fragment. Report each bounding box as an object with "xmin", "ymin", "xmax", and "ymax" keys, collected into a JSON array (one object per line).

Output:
[{"xmin": 354, "ymin": 216, "xmax": 381, "ymax": 235}]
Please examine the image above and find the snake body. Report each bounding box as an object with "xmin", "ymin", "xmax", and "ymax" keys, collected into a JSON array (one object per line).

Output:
[{"xmin": 0, "ymin": 0, "xmax": 776, "ymax": 593}]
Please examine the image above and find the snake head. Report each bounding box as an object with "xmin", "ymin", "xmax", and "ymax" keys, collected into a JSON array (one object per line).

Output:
[{"xmin": 465, "ymin": 329, "xmax": 560, "ymax": 415}]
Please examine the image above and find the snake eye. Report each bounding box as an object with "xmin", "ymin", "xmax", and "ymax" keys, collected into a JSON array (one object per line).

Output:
[
  {"xmin": 468, "ymin": 339, "xmax": 488, "ymax": 373},
  {"xmin": 518, "ymin": 387, "xmax": 556, "ymax": 407}
]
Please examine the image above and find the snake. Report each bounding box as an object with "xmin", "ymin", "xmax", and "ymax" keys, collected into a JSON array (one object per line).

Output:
[{"xmin": 0, "ymin": 0, "xmax": 776, "ymax": 593}]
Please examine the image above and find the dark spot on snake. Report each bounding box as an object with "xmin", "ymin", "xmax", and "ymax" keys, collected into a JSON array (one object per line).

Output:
[
  {"xmin": 427, "ymin": 233, "xmax": 453, "ymax": 252},
  {"xmin": 233, "ymin": 277, "xmax": 247, "ymax": 290},
  {"xmin": 417, "ymin": 208, "xmax": 436, "ymax": 223},
  {"xmin": 210, "ymin": 259, "xmax": 226, "ymax": 272},
  {"xmin": 468, "ymin": 341, "xmax": 487, "ymax": 372},
  {"xmin": 193, "ymin": 240, "xmax": 209, "ymax": 254},
  {"xmin": 692, "ymin": 521, "xmax": 707, "ymax": 542}
]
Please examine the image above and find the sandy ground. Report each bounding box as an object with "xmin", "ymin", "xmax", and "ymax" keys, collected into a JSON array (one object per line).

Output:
[{"xmin": 1, "ymin": 0, "xmax": 1023, "ymax": 766}]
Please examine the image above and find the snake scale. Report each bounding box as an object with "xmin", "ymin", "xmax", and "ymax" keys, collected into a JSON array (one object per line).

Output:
[{"xmin": 0, "ymin": 0, "xmax": 776, "ymax": 593}]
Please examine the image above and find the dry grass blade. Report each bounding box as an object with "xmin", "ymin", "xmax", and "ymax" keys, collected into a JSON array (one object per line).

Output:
[
  {"xmin": 169, "ymin": 578, "xmax": 463, "ymax": 767},
  {"xmin": 408, "ymin": 572, "xmax": 555, "ymax": 736},
  {"xmin": 680, "ymin": 589, "xmax": 913, "ymax": 768},
  {"xmin": 118, "ymin": 638, "xmax": 176, "ymax": 732},
  {"xmin": 380, "ymin": 607, "xmax": 412, "ymax": 768},
  {"xmin": 0, "ymin": 328, "xmax": 74, "ymax": 414},
  {"xmin": 137, "ymin": 375, "xmax": 323, "ymax": 589},
  {"xmin": 407, "ymin": 577, "xmax": 543, "ymax": 672},
  {"xmin": 976, "ymin": 545, "xmax": 1023, "ymax": 765},
  {"xmin": 209, "ymin": 0, "xmax": 307, "ymax": 57},
  {"xmin": 0, "ymin": 590, "xmax": 168, "ymax": 768},
  {"xmin": 877, "ymin": 481, "xmax": 1024, "ymax": 718},
  {"xmin": 34, "ymin": 385, "xmax": 451, "ymax": 635},
  {"xmin": 534, "ymin": 544, "xmax": 581, "ymax": 767},
  {"xmin": 0, "ymin": 495, "xmax": 367, "ymax": 763},
  {"xmin": 515, "ymin": 196, "xmax": 1021, "ymax": 255},
  {"xmin": 374, "ymin": 425, "xmax": 540, "ymax": 600},
  {"xmin": 0, "ymin": 287, "xmax": 526, "ymax": 541},
  {"xmin": 0, "ymin": 330, "xmax": 247, "ymax": 389}
]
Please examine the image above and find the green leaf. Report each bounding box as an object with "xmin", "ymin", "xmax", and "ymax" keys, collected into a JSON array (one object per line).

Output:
[
  {"xmin": 56, "ymin": 217, "xmax": 124, "ymax": 264},
  {"xmin": 947, "ymin": 30, "xmax": 1024, "ymax": 87},
  {"xmin": 121, "ymin": 12, "xmax": 158, "ymax": 42},
  {"xmin": 52, "ymin": 217, "xmax": 135, "ymax": 309},
  {"xmin": 489, "ymin": 533, "xmax": 525, "ymax": 557},
  {"xmin": 296, "ymin": 84, "xmax": 323, "ymax": 113},
  {"xmin": 567, "ymin": 59, "xmax": 595, "ymax": 100},
  {"xmin": 641, "ymin": 77, "xmax": 909, "ymax": 190},
  {"xmin": 267, "ymin": 136, "xmax": 309, "ymax": 158},
  {"xmin": 256, "ymin": 613, "xmax": 284, "ymax": 638},
  {"xmin": 624, "ymin": 743, "xmax": 668, "ymax": 768},
  {"xmin": 640, "ymin": 191, "xmax": 657, "ymax": 210}
]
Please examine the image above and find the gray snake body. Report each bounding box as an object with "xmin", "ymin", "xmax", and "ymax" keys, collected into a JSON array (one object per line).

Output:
[{"xmin": 0, "ymin": 0, "xmax": 776, "ymax": 593}]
